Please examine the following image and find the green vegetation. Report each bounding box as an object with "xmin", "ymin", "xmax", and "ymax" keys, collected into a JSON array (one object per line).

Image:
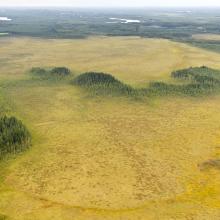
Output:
[
  {"xmin": 73, "ymin": 72, "xmax": 135, "ymax": 96},
  {"xmin": 182, "ymin": 38, "xmax": 220, "ymax": 54},
  {"xmin": 171, "ymin": 66, "xmax": 220, "ymax": 82},
  {"xmin": 0, "ymin": 116, "xmax": 31, "ymax": 158},
  {"xmin": 148, "ymin": 82, "xmax": 214, "ymax": 96},
  {"xmin": 30, "ymin": 67, "xmax": 47, "ymax": 77},
  {"xmin": 2, "ymin": 8, "xmax": 220, "ymax": 55},
  {"xmin": 72, "ymin": 67, "xmax": 220, "ymax": 97},
  {"xmin": 30, "ymin": 66, "xmax": 71, "ymax": 80},
  {"xmin": 1, "ymin": 8, "xmax": 220, "ymax": 53},
  {"xmin": 51, "ymin": 67, "xmax": 71, "ymax": 76},
  {"xmin": 147, "ymin": 66, "xmax": 220, "ymax": 96},
  {"xmin": 73, "ymin": 72, "xmax": 120, "ymax": 86}
]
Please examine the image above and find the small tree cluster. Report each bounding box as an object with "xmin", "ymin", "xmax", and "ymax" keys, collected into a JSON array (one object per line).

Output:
[
  {"xmin": 73, "ymin": 72, "xmax": 120, "ymax": 86},
  {"xmin": 172, "ymin": 66, "xmax": 220, "ymax": 81},
  {"xmin": 0, "ymin": 116, "xmax": 31, "ymax": 158},
  {"xmin": 50, "ymin": 67, "xmax": 71, "ymax": 76},
  {"xmin": 73, "ymin": 72, "xmax": 135, "ymax": 96},
  {"xmin": 147, "ymin": 66, "xmax": 220, "ymax": 96},
  {"xmin": 171, "ymin": 68, "xmax": 192, "ymax": 79},
  {"xmin": 193, "ymin": 74, "xmax": 219, "ymax": 85},
  {"xmin": 30, "ymin": 66, "xmax": 71, "ymax": 79},
  {"xmin": 30, "ymin": 67, "xmax": 47, "ymax": 76}
]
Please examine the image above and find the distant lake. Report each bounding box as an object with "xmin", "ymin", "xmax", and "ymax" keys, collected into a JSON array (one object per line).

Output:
[
  {"xmin": 108, "ymin": 18, "xmax": 141, "ymax": 24},
  {"xmin": 0, "ymin": 33, "xmax": 9, "ymax": 36},
  {"xmin": 0, "ymin": 17, "xmax": 12, "ymax": 21}
]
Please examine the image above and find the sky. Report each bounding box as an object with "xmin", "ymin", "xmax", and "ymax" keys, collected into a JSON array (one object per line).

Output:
[{"xmin": 0, "ymin": 0, "xmax": 220, "ymax": 7}]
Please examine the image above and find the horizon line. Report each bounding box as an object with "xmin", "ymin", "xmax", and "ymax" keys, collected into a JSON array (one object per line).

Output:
[{"xmin": 1, "ymin": 5, "xmax": 220, "ymax": 8}]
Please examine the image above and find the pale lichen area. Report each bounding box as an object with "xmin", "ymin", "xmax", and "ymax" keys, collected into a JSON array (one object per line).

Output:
[{"xmin": 0, "ymin": 37, "xmax": 220, "ymax": 219}]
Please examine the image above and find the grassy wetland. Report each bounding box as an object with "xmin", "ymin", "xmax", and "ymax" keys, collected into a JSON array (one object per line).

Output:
[{"xmin": 1, "ymin": 36, "xmax": 220, "ymax": 220}]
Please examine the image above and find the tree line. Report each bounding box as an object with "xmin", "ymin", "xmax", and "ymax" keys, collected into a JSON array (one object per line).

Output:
[{"xmin": 30, "ymin": 66, "xmax": 220, "ymax": 97}]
